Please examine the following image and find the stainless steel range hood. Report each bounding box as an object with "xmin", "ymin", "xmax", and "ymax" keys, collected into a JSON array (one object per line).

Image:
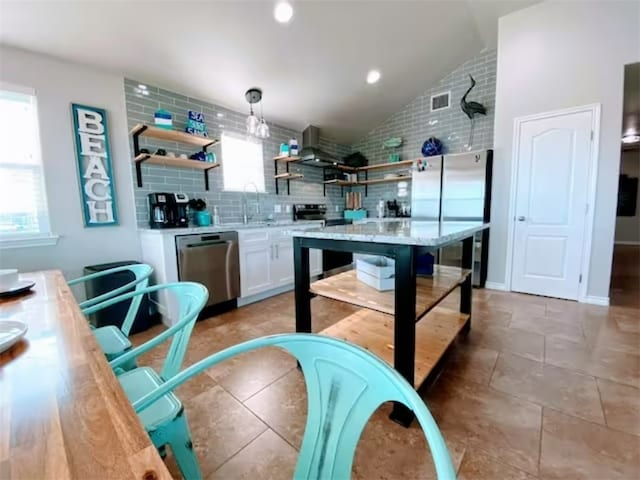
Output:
[{"xmin": 299, "ymin": 125, "xmax": 343, "ymax": 167}]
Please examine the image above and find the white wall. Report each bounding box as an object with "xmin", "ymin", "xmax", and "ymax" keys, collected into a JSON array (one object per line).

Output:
[
  {"xmin": 615, "ymin": 149, "xmax": 640, "ymax": 244},
  {"xmin": 490, "ymin": 0, "xmax": 640, "ymax": 298},
  {"xmin": 0, "ymin": 46, "xmax": 140, "ymax": 281}
]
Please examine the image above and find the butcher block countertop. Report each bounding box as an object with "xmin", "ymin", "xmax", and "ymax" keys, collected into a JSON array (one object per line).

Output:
[{"xmin": 0, "ymin": 270, "xmax": 170, "ymax": 480}]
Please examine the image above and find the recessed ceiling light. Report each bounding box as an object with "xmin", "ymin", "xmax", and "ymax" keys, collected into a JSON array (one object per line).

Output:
[
  {"xmin": 274, "ymin": 1, "xmax": 293, "ymax": 23},
  {"xmin": 622, "ymin": 134, "xmax": 640, "ymax": 144},
  {"xmin": 366, "ymin": 70, "xmax": 381, "ymax": 84}
]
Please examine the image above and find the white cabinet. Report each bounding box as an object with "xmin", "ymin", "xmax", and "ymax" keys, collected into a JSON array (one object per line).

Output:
[
  {"xmin": 272, "ymin": 236, "xmax": 294, "ymax": 286},
  {"xmin": 240, "ymin": 243, "xmax": 273, "ymax": 296},
  {"xmin": 238, "ymin": 226, "xmax": 323, "ymax": 299},
  {"xmin": 310, "ymin": 248, "xmax": 322, "ymax": 276}
]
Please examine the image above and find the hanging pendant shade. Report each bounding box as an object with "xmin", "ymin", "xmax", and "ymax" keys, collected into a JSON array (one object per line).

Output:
[
  {"xmin": 245, "ymin": 87, "xmax": 267, "ymax": 138},
  {"xmin": 246, "ymin": 104, "xmax": 260, "ymax": 135}
]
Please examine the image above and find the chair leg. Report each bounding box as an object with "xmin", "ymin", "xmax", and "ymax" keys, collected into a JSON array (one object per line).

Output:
[{"xmin": 167, "ymin": 410, "xmax": 202, "ymax": 480}]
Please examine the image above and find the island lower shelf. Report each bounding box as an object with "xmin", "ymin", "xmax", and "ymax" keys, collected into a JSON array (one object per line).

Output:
[
  {"xmin": 320, "ymin": 306, "xmax": 470, "ymax": 387},
  {"xmin": 310, "ymin": 265, "xmax": 471, "ymax": 319}
]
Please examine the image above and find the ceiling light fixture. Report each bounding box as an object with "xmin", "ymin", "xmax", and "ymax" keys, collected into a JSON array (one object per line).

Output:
[
  {"xmin": 366, "ymin": 69, "xmax": 381, "ymax": 84},
  {"xmin": 622, "ymin": 134, "xmax": 640, "ymax": 144},
  {"xmin": 245, "ymin": 88, "xmax": 270, "ymax": 139},
  {"xmin": 274, "ymin": 1, "xmax": 293, "ymax": 23}
]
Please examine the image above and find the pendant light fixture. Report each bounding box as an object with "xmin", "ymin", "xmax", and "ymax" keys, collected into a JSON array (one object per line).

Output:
[
  {"xmin": 256, "ymin": 100, "xmax": 270, "ymax": 139},
  {"xmin": 245, "ymin": 88, "xmax": 263, "ymax": 136}
]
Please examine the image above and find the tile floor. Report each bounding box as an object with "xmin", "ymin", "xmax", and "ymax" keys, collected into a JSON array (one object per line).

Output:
[{"xmin": 133, "ymin": 246, "xmax": 640, "ymax": 479}]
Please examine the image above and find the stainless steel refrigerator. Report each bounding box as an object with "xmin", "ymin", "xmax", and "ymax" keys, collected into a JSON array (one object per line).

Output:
[
  {"xmin": 439, "ymin": 150, "xmax": 492, "ymax": 287},
  {"xmin": 411, "ymin": 155, "xmax": 442, "ymax": 220}
]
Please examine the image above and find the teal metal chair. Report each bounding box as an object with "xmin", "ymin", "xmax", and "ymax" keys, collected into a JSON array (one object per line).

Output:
[
  {"xmin": 115, "ymin": 333, "xmax": 457, "ymax": 480},
  {"xmin": 68, "ymin": 264, "xmax": 153, "ymax": 361}
]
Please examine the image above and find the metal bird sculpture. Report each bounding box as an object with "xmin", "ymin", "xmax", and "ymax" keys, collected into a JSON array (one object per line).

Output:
[{"xmin": 460, "ymin": 74, "xmax": 487, "ymax": 148}]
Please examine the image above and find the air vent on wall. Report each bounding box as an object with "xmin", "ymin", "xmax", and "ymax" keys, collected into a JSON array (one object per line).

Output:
[{"xmin": 430, "ymin": 91, "xmax": 451, "ymax": 112}]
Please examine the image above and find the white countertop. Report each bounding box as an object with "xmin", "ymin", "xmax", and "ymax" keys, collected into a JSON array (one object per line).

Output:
[
  {"xmin": 138, "ymin": 220, "xmax": 324, "ymax": 236},
  {"xmin": 289, "ymin": 220, "xmax": 489, "ymax": 246}
]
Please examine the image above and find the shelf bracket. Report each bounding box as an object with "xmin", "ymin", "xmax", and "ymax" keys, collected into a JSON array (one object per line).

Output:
[
  {"xmin": 274, "ymin": 159, "xmax": 279, "ymax": 195},
  {"xmin": 135, "ymin": 154, "xmax": 150, "ymax": 187},
  {"xmin": 203, "ymin": 166, "xmax": 217, "ymax": 191},
  {"xmin": 365, "ymin": 170, "xmax": 368, "ymax": 197}
]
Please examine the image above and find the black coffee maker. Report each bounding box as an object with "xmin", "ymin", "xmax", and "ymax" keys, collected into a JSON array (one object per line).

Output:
[{"xmin": 148, "ymin": 193, "xmax": 190, "ymax": 228}]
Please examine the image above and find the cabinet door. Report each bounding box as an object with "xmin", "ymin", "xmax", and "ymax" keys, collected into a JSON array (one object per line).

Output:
[
  {"xmin": 310, "ymin": 248, "xmax": 322, "ymax": 276},
  {"xmin": 272, "ymin": 238, "xmax": 294, "ymax": 286},
  {"xmin": 239, "ymin": 243, "xmax": 273, "ymax": 297}
]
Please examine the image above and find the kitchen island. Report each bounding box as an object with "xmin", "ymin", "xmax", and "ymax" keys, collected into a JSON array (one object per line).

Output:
[{"xmin": 291, "ymin": 220, "xmax": 490, "ymax": 426}]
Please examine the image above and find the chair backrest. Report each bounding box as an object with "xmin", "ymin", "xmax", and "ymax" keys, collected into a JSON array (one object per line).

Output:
[
  {"xmin": 69, "ymin": 264, "xmax": 153, "ymax": 335},
  {"xmin": 131, "ymin": 334, "xmax": 456, "ymax": 480},
  {"xmin": 101, "ymin": 282, "xmax": 209, "ymax": 378}
]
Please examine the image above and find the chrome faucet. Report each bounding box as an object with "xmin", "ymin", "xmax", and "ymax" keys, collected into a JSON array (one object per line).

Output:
[{"xmin": 242, "ymin": 182, "xmax": 261, "ymax": 224}]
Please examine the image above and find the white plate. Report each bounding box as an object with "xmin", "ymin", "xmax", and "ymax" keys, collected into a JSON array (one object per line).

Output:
[
  {"xmin": 0, "ymin": 280, "xmax": 35, "ymax": 297},
  {"xmin": 0, "ymin": 320, "xmax": 28, "ymax": 354}
]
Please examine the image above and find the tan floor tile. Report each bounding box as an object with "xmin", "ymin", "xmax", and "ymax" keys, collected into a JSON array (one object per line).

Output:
[
  {"xmin": 442, "ymin": 340, "xmax": 499, "ymax": 385},
  {"xmin": 205, "ymin": 346, "xmax": 296, "ymax": 401},
  {"xmin": 545, "ymin": 336, "xmax": 640, "ymax": 387},
  {"xmin": 244, "ymin": 369, "xmax": 308, "ymax": 448},
  {"xmin": 597, "ymin": 378, "xmax": 640, "ymax": 436},
  {"xmin": 353, "ymin": 403, "xmax": 466, "ymax": 480},
  {"xmin": 509, "ymin": 313, "xmax": 585, "ymax": 343},
  {"xmin": 614, "ymin": 313, "xmax": 640, "ymax": 334},
  {"xmin": 466, "ymin": 324, "xmax": 545, "ymax": 362},
  {"xmin": 426, "ymin": 374, "xmax": 542, "ymax": 475},
  {"xmin": 183, "ymin": 385, "xmax": 268, "ymax": 478},
  {"xmin": 490, "ymin": 353, "xmax": 604, "ymax": 424},
  {"xmin": 540, "ymin": 408, "xmax": 640, "ymax": 479},
  {"xmin": 209, "ymin": 429, "xmax": 297, "ymax": 480},
  {"xmin": 582, "ymin": 315, "xmax": 640, "ymax": 356},
  {"xmin": 458, "ymin": 448, "xmax": 537, "ymax": 480}
]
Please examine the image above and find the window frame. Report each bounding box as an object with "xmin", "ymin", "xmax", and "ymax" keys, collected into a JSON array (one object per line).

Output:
[
  {"xmin": 0, "ymin": 82, "xmax": 57, "ymax": 249},
  {"xmin": 220, "ymin": 132, "xmax": 266, "ymax": 193}
]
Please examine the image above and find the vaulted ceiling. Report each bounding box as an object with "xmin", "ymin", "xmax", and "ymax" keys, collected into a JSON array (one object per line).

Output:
[{"xmin": 0, "ymin": 0, "xmax": 537, "ymax": 143}]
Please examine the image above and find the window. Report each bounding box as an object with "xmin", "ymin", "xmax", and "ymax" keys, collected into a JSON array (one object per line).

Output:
[
  {"xmin": 221, "ymin": 133, "xmax": 266, "ymax": 192},
  {"xmin": 0, "ymin": 83, "xmax": 53, "ymax": 244}
]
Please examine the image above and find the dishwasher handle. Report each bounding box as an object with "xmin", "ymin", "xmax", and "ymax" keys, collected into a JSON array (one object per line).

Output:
[{"xmin": 184, "ymin": 240, "xmax": 230, "ymax": 248}]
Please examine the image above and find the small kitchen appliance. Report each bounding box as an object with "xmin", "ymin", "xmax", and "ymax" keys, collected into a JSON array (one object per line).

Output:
[{"xmin": 148, "ymin": 192, "xmax": 190, "ymax": 229}]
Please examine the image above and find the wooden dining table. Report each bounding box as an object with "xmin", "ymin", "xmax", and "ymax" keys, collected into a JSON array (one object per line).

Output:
[{"xmin": 0, "ymin": 270, "xmax": 171, "ymax": 479}]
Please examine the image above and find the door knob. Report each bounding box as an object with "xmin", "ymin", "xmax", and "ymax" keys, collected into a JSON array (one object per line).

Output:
[{"xmin": 517, "ymin": 216, "xmax": 526, "ymax": 221}]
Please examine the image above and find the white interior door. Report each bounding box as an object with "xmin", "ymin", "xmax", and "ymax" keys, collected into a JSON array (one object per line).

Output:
[{"xmin": 511, "ymin": 109, "xmax": 594, "ymax": 300}]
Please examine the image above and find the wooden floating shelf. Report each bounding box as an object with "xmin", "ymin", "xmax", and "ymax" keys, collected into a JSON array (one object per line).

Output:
[
  {"xmin": 130, "ymin": 123, "xmax": 218, "ymax": 148},
  {"xmin": 358, "ymin": 175, "xmax": 412, "ymax": 185},
  {"xmin": 273, "ymin": 154, "xmax": 302, "ymax": 162},
  {"xmin": 133, "ymin": 153, "xmax": 220, "ymax": 170},
  {"xmin": 320, "ymin": 307, "xmax": 470, "ymax": 387},
  {"xmin": 356, "ymin": 159, "xmax": 415, "ymax": 172},
  {"xmin": 274, "ymin": 172, "xmax": 304, "ymax": 180},
  {"xmin": 323, "ymin": 179, "xmax": 357, "ymax": 186},
  {"xmin": 324, "ymin": 176, "xmax": 412, "ymax": 187},
  {"xmin": 310, "ymin": 265, "xmax": 471, "ymax": 319}
]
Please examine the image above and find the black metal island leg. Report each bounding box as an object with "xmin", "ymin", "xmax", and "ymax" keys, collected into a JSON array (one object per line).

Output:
[
  {"xmin": 389, "ymin": 245, "xmax": 417, "ymax": 427},
  {"xmin": 460, "ymin": 236, "xmax": 473, "ymax": 334},
  {"xmin": 294, "ymin": 236, "xmax": 311, "ymax": 334}
]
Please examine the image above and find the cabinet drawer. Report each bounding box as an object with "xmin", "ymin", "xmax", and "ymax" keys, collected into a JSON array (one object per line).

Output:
[{"xmin": 238, "ymin": 230, "xmax": 269, "ymax": 244}]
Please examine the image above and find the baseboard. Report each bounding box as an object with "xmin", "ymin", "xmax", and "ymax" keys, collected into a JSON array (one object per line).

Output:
[
  {"xmin": 237, "ymin": 284, "xmax": 293, "ymax": 307},
  {"xmin": 485, "ymin": 281, "xmax": 508, "ymax": 291},
  {"xmin": 614, "ymin": 241, "xmax": 640, "ymax": 246},
  {"xmin": 583, "ymin": 295, "xmax": 610, "ymax": 306}
]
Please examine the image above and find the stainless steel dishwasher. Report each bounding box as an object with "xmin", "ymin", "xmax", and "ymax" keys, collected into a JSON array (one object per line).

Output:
[{"xmin": 176, "ymin": 232, "xmax": 240, "ymax": 308}]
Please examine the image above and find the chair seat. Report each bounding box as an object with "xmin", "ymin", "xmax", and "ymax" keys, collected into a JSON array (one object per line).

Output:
[
  {"xmin": 118, "ymin": 366, "xmax": 183, "ymax": 431},
  {"xmin": 93, "ymin": 325, "xmax": 131, "ymax": 357}
]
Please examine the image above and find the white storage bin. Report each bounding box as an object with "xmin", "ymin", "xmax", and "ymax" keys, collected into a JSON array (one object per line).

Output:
[{"xmin": 355, "ymin": 255, "xmax": 395, "ymax": 291}]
